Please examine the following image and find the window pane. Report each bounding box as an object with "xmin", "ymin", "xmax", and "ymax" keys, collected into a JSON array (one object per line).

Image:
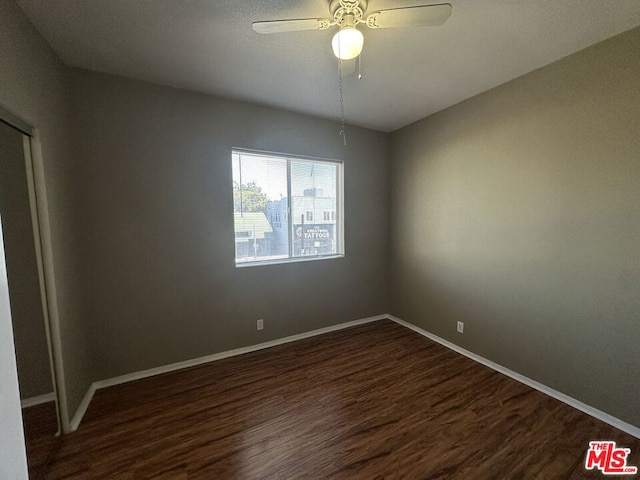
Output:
[
  {"xmin": 232, "ymin": 150, "xmax": 343, "ymax": 266},
  {"xmin": 290, "ymin": 160, "xmax": 338, "ymax": 257},
  {"xmin": 232, "ymin": 152, "xmax": 289, "ymax": 263}
]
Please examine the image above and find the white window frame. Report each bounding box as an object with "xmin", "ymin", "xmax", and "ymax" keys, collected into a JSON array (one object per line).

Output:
[{"xmin": 232, "ymin": 148, "xmax": 344, "ymax": 267}]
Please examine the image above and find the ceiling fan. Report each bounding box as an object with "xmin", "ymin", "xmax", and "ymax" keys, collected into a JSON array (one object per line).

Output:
[{"xmin": 252, "ymin": 1, "xmax": 452, "ymax": 60}]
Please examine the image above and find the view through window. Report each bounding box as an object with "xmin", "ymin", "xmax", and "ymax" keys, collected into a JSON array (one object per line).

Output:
[{"xmin": 232, "ymin": 150, "xmax": 343, "ymax": 265}]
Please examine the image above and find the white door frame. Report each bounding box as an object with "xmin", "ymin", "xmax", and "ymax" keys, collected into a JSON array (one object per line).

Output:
[{"xmin": 0, "ymin": 103, "xmax": 68, "ymax": 433}]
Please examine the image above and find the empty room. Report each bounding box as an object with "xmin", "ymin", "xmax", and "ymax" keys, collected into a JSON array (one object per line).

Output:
[{"xmin": 1, "ymin": 0, "xmax": 639, "ymax": 478}]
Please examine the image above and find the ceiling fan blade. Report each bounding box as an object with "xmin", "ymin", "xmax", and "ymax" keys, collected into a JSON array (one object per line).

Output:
[
  {"xmin": 252, "ymin": 18, "xmax": 331, "ymax": 34},
  {"xmin": 365, "ymin": 3, "xmax": 452, "ymax": 29}
]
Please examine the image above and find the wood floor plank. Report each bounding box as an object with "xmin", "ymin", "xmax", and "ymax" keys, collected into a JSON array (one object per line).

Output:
[
  {"xmin": 39, "ymin": 320, "xmax": 639, "ymax": 479},
  {"xmin": 22, "ymin": 401, "xmax": 58, "ymax": 480}
]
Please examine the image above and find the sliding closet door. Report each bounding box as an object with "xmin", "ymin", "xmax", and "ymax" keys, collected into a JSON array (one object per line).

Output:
[
  {"xmin": 0, "ymin": 126, "xmax": 29, "ymax": 478},
  {"xmin": 0, "ymin": 224, "xmax": 28, "ymax": 478},
  {"xmin": 0, "ymin": 121, "xmax": 53, "ymax": 400}
]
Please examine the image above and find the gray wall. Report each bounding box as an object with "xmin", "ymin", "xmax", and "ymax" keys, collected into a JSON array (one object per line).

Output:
[
  {"xmin": 0, "ymin": 0, "xmax": 92, "ymax": 423},
  {"xmin": 69, "ymin": 69, "xmax": 390, "ymax": 381},
  {"xmin": 390, "ymin": 27, "xmax": 640, "ymax": 427},
  {"xmin": 0, "ymin": 121, "xmax": 52, "ymax": 399}
]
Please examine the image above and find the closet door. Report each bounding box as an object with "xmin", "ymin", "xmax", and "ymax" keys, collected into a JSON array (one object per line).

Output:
[
  {"xmin": 0, "ymin": 122, "xmax": 29, "ymax": 478},
  {"xmin": 0, "ymin": 121, "xmax": 53, "ymax": 402},
  {"xmin": 0, "ymin": 118, "xmax": 59, "ymax": 478}
]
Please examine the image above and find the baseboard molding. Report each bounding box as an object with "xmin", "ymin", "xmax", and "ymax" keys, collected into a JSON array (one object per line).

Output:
[
  {"xmin": 70, "ymin": 383, "xmax": 96, "ymax": 432},
  {"xmin": 69, "ymin": 314, "xmax": 387, "ymax": 431},
  {"xmin": 386, "ymin": 315, "xmax": 640, "ymax": 439},
  {"xmin": 21, "ymin": 392, "xmax": 55, "ymax": 409}
]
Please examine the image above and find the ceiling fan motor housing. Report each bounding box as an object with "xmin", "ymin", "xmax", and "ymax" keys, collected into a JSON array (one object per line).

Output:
[{"xmin": 330, "ymin": 0, "xmax": 368, "ymax": 26}]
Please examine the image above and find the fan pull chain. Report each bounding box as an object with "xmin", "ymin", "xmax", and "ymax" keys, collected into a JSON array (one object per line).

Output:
[
  {"xmin": 338, "ymin": 58, "xmax": 347, "ymax": 146},
  {"xmin": 357, "ymin": 54, "xmax": 362, "ymax": 80}
]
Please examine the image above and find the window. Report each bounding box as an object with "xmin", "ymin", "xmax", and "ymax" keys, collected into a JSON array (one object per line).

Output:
[{"xmin": 232, "ymin": 149, "xmax": 343, "ymax": 266}]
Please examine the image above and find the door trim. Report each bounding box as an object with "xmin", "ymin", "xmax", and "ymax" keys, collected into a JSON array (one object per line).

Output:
[{"xmin": 0, "ymin": 103, "xmax": 67, "ymax": 433}]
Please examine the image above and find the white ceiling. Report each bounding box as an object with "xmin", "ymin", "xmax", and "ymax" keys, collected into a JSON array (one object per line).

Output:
[{"xmin": 16, "ymin": 0, "xmax": 640, "ymax": 132}]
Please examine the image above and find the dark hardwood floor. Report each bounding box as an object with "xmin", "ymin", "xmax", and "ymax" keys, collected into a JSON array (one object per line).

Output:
[
  {"xmin": 41, "ymin": 320, "xmax": 638, "ymax": 479},
  {"xmin": 22, "ymin": 400, "xmax": 59, "ymax": 480}
]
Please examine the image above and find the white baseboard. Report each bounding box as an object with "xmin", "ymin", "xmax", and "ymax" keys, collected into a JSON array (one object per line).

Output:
[
  {"xmin": 21, "ymin": 392, "xmax": 55, "ymax": 409},
  {"xmin": 69, "ymin": 314, "xmax": 387, "ymax": 431},
  {"xmin": 386, "ymin": 315, "xmax": 640, "ymax": 439},
  {"xmin": 69, "ymin": 383, "xmax": 96, "ymax": 432}
]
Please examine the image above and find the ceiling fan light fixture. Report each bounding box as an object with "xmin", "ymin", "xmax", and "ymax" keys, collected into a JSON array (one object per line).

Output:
[{"xmin": 332, "ymin": 27, "xmax": 364, "ymax": 60}]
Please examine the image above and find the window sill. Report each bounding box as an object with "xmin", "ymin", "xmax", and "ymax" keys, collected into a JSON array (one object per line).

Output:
[{"xmin": 235, "ymin": 254, "xmax": 344, "ymax": 268}]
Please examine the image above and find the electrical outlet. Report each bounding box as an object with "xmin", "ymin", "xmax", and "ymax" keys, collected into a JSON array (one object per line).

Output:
[
  {"xmin": 257, "ymin": 319, "xmax": 264, "ymax": 331},
  {"xmin": 456, "ymin": 321, "xmax": 464, "ymax": 334}
]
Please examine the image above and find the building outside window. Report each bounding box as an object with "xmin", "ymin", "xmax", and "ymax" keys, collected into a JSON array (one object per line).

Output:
[{"xmin": 232, "ymin": 150, "xmax": 343, "ymax": 265}]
